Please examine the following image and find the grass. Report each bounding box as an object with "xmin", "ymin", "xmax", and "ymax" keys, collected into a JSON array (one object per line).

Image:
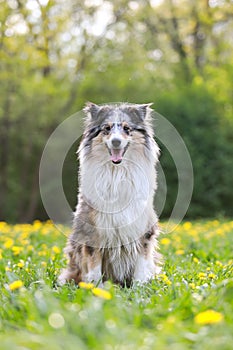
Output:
[{"xmin": 0, "ymin": 219, "xmax": 233, "ymax": 349}]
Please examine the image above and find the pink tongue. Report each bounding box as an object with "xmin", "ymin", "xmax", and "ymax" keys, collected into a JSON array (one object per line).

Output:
[{"xmin": 110, "ymin": 149, "xmax": 124, "ymax": 162}]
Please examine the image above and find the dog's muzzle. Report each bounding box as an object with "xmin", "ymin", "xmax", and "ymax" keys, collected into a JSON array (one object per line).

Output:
[{"xmin": 107, "ymin": 138, "xmax": 129, "ymax": 164}]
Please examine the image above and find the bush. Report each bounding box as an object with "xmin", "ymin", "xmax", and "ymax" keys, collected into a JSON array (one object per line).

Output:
[{"xmin": 156, "ymin": 84, "xmax": 233, "ymax": 218}]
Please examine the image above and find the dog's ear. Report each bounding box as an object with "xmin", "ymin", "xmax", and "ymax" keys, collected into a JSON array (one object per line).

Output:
[
  {"xmin": 83, "ymin": 102, "xmax": 101, "ymax": 120},
  {"xmin": 136, "ymin": 103, "xmax": 153, "ymax": 121}
]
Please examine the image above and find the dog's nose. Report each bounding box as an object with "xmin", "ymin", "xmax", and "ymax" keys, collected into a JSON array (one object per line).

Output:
[{"xmin": 111, "ymin": 138, "xmax": 121, "ymax": 148}]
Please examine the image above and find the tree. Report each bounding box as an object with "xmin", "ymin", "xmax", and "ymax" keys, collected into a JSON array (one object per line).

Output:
[{"xmin": 0, "ymin": 0, "xmax": 232, "ymax": 221}]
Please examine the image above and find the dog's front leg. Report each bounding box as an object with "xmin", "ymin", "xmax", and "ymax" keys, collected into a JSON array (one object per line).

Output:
[
  {"xmin": 133, "ymin": 254, "xmax": 155, "ymax": 283},
  {"xmin": 133, "ymin": 230, "xmax": 160, "ymax": 283},
  {"xmin": 82, "ymin": 246, "xmax": 103, "ymax": 285}
]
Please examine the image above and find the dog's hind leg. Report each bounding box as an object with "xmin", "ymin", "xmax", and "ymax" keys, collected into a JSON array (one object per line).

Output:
[{"xmin": 57, "ymin": 242, "xmax": 83, "ymax": 285}]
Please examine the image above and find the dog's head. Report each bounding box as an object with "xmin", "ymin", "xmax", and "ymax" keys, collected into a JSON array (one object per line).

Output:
[{"xmin": 82, "ymin": 102, "xmax": 155, "ymax": 164}]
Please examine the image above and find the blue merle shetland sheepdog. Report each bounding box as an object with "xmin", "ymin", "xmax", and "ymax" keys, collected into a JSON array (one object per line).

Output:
[{"xmin": 58, "ymin": 102, "xmax": 162, "ymax": 287}]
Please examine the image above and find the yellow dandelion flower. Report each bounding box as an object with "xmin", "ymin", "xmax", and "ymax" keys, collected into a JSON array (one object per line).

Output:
[
  {"xmin": 92, "ymin": 288, "xmax": 112, "ymax": 300},
  {"xmin": 160, "ymin": 238, "xmax": 171, "ymax": 245},
  {"xmin": 216, "ymin": 229, "xmax": 224, "ymax": 236},
  {"xmin": 17, "ymin": 260, "xmax": 25, "ymax": 268},
  {"xmin": 38, "ymin": 251, "xmax": 47, "ymax": 256},
  {"xmin": 19, "ymin": 231, "xmax": 30, "ymax": 240},
  {"xmin": 4, "ymin": 238, "xmax": 14, "ymax": 249},
  {"xmin": 12, "ymin": 246, "xmax": 23, "ymax": 255},
  {"xmin": 20, "ymin": 239, "xmax": 30, "ymax": 246},
  {"xmin": 46, "ymin": 220, "xmax": 53, "ymax": 225},
  {"xmin": 212, "ymin": 220, "xmax": 220, "ymax": 226},
  {"xmin": 216, "ymin": 261, "xmax": 223, "ymax": 267},
  {"xmin": 78, "ymin": 282, "xmax": 95, "ymax": 290},
  {"xmin": 5, "ymin": 267, "xmax": 12, "ymax": 272},
  {"xmin": 198, "ymin": 272, "xmax": 206, "ymax": 280},
  {"xmin": 175, "ymin": 249, "xmax": 185, "ymax": 255},
  {"xmin": 0, "ymin": 221, "xmax": 8, "ymax": 229},
  {"xmin": 9, "ymin": 280, "xmax": 23, "ymax": 291},
  {"xmin": 193, "ymin": 257, "xmax": 199, "ymax": 264},
  {"xmin": 194, "ymin": 310, "xmax": 223, "ymax": 325},
  {"xmin": 52, "ymin": 246, "xmax": 61, "ymax": 254},
  {"xmin": 159, "ymin": 274, "xmax": 172, "ymax": 285},
  {"xmin": 183, "ymin": 222, "xmax": 192, "ymax": 230},
  {"xmin": 208, "ymin": 273, "xmax": 216, "ymax": 279},
  {"xmin": 189, "ymin": 283, "xmax": 196, "ymax": 289},
  {"xmin": 165, "ymin": 279, "xmax": 172, "ymax": 286},
  {"xmin": 32, "ymin": 220, "xmax": 42, "ymax": 229},
  {"xmin": 189, "ymin": 229, "xmax": 199, "ymax": 237}
]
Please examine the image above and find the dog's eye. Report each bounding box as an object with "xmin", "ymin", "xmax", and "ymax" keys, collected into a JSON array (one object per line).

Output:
[
  {"xmin": 123, "ymin": 125, "xmax": 130, "ymax": 133},
  {"xmin": 103, "ymin": 125, "xmax": 111, "ymax": 133}
]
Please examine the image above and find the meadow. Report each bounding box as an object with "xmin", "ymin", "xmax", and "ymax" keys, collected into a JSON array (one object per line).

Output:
[{"xmin": 0, "ymin": 219, "xmax": 233, "ymax": 350}]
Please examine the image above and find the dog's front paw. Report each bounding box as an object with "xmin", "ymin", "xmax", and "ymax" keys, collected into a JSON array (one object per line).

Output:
[
  {"xmin": 57, "ymin": 268, "xmax": 82, "ymax": 286},
  {"xmin": 133, "ymin": 256, "xmax": 157, "ymax": 284},
  {"xmin": 83, "ymin": 264, "xmax": 103, "ymax": 286},
  {"xmin": 57, "ymin": 269, "xmax": 68, "ymax": 286},
  {"xmin": 133, "ymin": 273, "xmax": 155, "ymax": 285}
]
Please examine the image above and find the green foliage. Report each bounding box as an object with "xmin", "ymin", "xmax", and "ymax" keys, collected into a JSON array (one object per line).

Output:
[
  {"xmin": 0, "ymin": 220, "xmax": 233, "ymax": 349},
  {"xmin": 156, "ymin": 83, "xmax": 233, "ymax": 217}
]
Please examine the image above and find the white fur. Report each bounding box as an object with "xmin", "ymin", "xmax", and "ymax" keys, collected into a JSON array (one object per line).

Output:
[
  {"xmin": 57, "ymin": 269, "xmax": 68, "ymax": 286},
  {"xmin": 79, "ymin": 143, "xmax": 158, "ymax": 249},
  {"xmin": 133, "ymin": 256, "xmax": 155, "ymax": 282},
  {"xmin": 84, "ymin": 264, "xmax": 102, "ymax": 284}
]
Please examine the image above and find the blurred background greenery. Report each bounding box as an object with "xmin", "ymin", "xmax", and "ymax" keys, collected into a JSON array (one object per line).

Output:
[{"xmin": 0, "ymin": 0, "xmax": 232, "ymax": 222}]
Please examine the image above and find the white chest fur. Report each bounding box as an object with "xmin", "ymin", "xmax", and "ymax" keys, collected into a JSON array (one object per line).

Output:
[{"xmin": 79, "ymin": 155, "xmax": 157, "ymax": 248}]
